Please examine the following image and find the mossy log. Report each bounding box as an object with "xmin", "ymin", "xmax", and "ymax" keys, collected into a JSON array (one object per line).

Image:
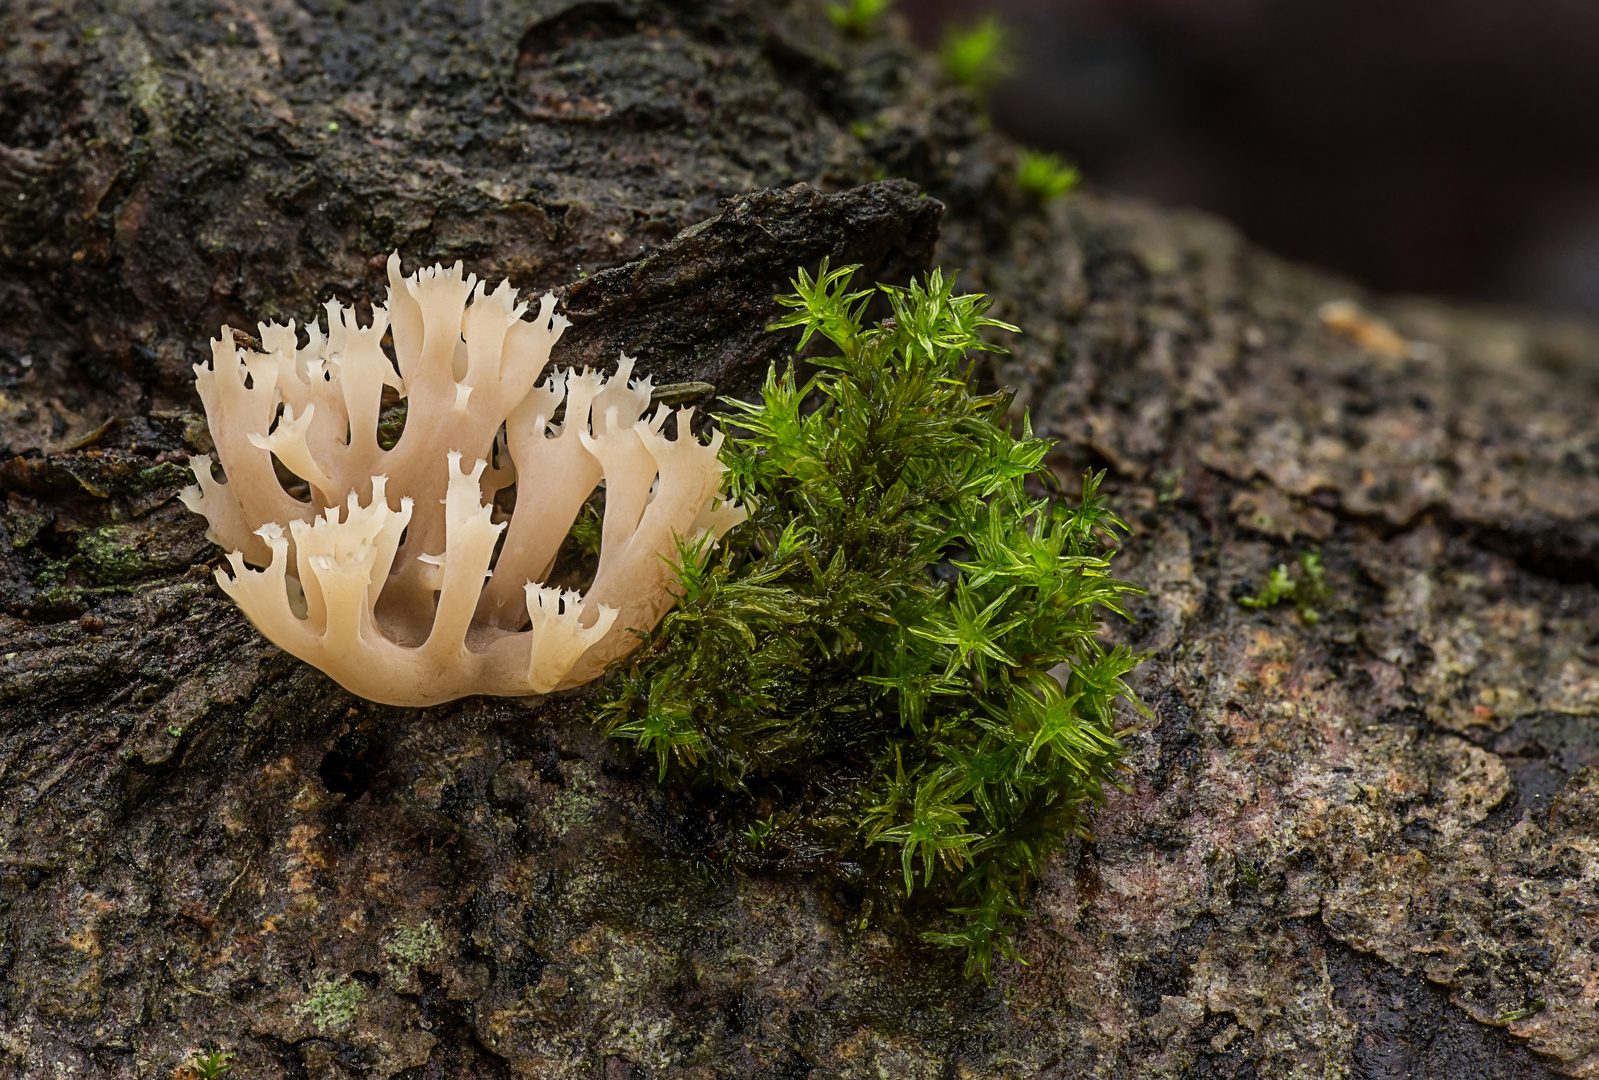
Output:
[{"xmin": 1, "ymin": 1, "xmax": 1595, "ymax": 1077}]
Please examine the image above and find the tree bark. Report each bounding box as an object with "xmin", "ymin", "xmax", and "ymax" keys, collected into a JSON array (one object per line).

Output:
[{"xmin": 1, "ymin": 1, "xmax": 1595, "ymax": 1077}]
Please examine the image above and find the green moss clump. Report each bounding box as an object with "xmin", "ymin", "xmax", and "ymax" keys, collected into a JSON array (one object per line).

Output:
[
  {"xmin": 75, "ymin": 524, "xmax": 154, "ymax": 585},
  {"xmin": 383, "ymin": 920, "xmax": 443, "ymax": 972},
  {"xmin": 599, "ymin": 262, "xmax": 1145, "ymax": 980},
  {"xmin": 293, "ymin": 974, "xmax": 366, "ymax": 1032}
]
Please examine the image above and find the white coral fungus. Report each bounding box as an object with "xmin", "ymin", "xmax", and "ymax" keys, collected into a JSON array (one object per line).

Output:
[{"xmin": 181, "ymin": 254, "xmax": 745, "ymax": 705}]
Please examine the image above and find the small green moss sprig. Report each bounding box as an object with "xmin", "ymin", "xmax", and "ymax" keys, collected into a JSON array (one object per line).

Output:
[
  {"xmin": 941, "ymin": 16, "xmax": 1015, "ymax": 93},
  {"xmin": 744, "ymin": 814, "xmax": 778, "ymax": 850},
  {"xmin": 1016, "ymin": 149, "xmax": 1081, "ymax": 203},
  {"xmin": 828, "ymin": 0, "xmax": 893, "ymax": 37},
  {"xmin": 180, "ymin": 1049, "xmax": 232, "ymax": 1080},
  {"xmin": 599, "ymin": 261, "xmax": 1146, "ymax": 980},
  {"xmin": 1238, "ymin": 550, "xmax": 1327, "ymax": 624}
]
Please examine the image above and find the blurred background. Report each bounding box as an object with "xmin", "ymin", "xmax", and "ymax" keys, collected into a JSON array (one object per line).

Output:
[{"xmin": 904, "ymin": 0, "xmax": 1599, "ymax": 319}]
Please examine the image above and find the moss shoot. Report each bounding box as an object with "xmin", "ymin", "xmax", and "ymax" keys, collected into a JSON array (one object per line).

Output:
[
  {"xmin": 1238, "ymin": 550, "xmax": 1328, "ymax": 624},
  {"xmin": 827, "ymin": 0, "xmax": 893, "ymax": 38},
  {"xmin": 1016, "ymin": 149, "xmax": 1082, "ymax": 204},
  {"xmin": 940, "ymin": 16, "xmax": 1015, "ymax": 93},
  {"xmin": 599, "ymin": 262, "xmax": 1145, "ymax": 980}
]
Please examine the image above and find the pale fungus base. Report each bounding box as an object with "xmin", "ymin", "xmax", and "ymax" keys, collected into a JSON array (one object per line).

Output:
[{"xmin": 181, "ymin": 254, "xmax": 745, "ymax": 705}]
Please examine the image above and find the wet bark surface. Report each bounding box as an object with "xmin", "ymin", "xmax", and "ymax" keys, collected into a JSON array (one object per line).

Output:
[{"xmin": 2, "ymin": 1, "xmax": 1597, "ymax": 1077}]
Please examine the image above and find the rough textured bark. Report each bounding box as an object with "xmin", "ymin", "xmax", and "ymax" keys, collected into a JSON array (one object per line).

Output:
[{"xmin": 1, "ymin": 1, "xmax": 1596, "ymax": 1078}]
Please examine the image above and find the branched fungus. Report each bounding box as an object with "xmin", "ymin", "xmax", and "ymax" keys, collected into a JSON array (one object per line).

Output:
[{"xmin": 182, "ymin": 254, "xmax": 744, "ymax": 705}]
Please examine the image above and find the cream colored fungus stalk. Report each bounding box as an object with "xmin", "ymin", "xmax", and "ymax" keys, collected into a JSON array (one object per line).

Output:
[{"xmin": 181, "ymin": 254, "xmax": 744, "ymax": 705}]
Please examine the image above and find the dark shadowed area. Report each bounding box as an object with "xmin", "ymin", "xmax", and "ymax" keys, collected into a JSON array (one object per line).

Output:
[{"xmin": 908, "ymin": 0, "xmax": 1599, "ymax": 316}]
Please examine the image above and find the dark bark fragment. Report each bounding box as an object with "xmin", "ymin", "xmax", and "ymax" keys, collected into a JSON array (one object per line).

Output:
[{"xmin": 558, "ymin": 178, "xmax": 942, "ymax": 391}]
